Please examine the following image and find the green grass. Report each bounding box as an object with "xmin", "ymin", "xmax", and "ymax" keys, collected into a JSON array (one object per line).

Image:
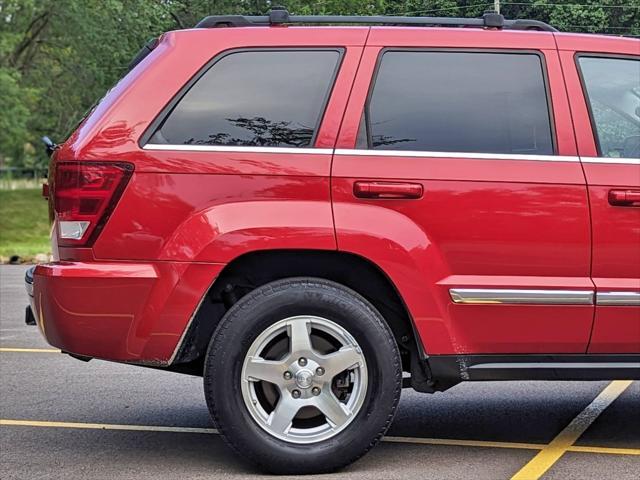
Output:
[{"xmin": 0, "ymin": 189, "xmax": 50, "ymax": 261}]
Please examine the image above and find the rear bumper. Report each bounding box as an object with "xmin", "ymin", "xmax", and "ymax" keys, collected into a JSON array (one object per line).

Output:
[{"xmin": 29, "ymin": 261, "xmax": 224, "ymax": 364}]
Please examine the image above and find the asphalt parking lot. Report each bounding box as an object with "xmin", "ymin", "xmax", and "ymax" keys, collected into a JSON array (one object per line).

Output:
[{"xmin": 1, "ymin": 265, "xmax": 638, "ymax": 479}]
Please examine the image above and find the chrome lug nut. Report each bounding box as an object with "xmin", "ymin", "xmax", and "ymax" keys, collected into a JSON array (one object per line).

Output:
[
  {"xmin": 312, "ymin": 387, "xmax": 321, "ymax": 396},
  {"xmin": 315, "ymin": 366, "xmax": 325, "ymax": 376},
  {"xmin": 298, "ymin": 357, "xmax": 307, "ymax": 366},
  {"xmin": 292, "ymin": 389, "xmax": 301, "ymax": 399},
  {"xmin": 283, "ymin": 371, "xmax": 292, "ymax": 380}
]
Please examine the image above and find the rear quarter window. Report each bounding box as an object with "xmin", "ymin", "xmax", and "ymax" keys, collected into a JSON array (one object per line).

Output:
[{"xmin": 148, "ymin": 49, "xmax": 342, "ymax": 148}]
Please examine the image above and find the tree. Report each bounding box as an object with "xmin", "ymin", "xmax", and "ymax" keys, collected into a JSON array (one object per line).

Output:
[
  {"xmin": 0, "ymin": 0, "xmax": 638, "ymax": 168},
  {"xmin": 0, "ymin": 67, "xmax": 37, "ymax": 166}
]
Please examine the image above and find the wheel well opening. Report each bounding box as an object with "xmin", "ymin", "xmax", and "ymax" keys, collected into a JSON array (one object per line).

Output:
[{"xmin": 172, "ymin": 250, "xmax": 430, "ymax": 387}]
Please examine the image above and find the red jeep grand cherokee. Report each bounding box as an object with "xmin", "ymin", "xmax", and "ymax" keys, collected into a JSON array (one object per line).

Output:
[{"xmin": 25, "ymin": 9, "xmax": 639, "ymax": 474}]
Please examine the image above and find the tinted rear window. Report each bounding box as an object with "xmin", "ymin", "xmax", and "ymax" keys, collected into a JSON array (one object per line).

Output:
[
  {"xmin": 361, "ymin": 51, "xmax": 554, "ymax": 155},
  {"xmin": 149, "ymin": 50, "xmax": 341, "ymax": 148}
]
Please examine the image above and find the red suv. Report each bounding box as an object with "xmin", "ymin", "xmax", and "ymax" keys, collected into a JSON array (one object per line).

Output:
[{"xmin": 25, "ymin": 9, "xmax": 639, "ymax": 474}]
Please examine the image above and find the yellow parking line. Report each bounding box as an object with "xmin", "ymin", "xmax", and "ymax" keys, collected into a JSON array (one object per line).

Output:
[
  {"xmin": 2, "ymin": 418, "xmax": 638, "ymax": 457},
  {"xmin": 0, "ymin": 419, "xmax": 217, "ymax": 434},
  {"xmin": 0, "ymin": 348, "xmax": 60, "ymax": 353},
  {"xmin": 382, "ymin": 436, "xmax": 543, "ymax": 450},
  {"xmin": 568, "ymin": 445, "xmax": 640, "ymax": 456},
  {"xmin": 510, "ymin": 380, "xmax": 633, "ymax": 480},
  {"xmin": 384, "ymin": 435, "xmax": 640, "ymax": 456}
]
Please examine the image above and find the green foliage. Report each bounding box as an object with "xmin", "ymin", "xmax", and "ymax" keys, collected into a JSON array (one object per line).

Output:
[
  {"xmin": 0, "ymin": 0, "xmax": 638, "ymax": 169},
  {"xmin": 0, "ymin": 0, "xmax": 175, "ymax": 167},
  {"xmin": 0, "ymin": 67, "xmax": 38, "ymax": 163},
  {"xmin": 0, "ymin": 189, "xmax": 50, "ymax": 259}
]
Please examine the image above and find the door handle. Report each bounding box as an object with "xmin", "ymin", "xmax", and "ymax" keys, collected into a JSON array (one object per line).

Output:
[
  {"xmin": 609, "ymin": 189, "xmax": 640, "ymax": 207},
  {"xmin": 354, "ymin": 181, "xmax": 423, "ymax": 199}
]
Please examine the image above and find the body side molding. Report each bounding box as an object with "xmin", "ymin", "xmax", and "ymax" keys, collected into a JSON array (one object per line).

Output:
[
  {"xmin": 449, "ymin": 288, "xmax": 594, "ymax": 305},
  {"xmin": 596, "ymin": 291, "xmax": 640, "ymax": 306}
]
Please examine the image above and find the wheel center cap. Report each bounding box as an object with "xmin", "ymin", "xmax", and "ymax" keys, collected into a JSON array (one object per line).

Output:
[{"xmin": 295, "ymin": 369, "xmax": 314, "ymax": 389}]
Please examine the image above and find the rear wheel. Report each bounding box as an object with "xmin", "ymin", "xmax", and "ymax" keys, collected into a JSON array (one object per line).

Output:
[{"xmin": 203, "ymin": 278, "xmax": 402, "ymax": 474}]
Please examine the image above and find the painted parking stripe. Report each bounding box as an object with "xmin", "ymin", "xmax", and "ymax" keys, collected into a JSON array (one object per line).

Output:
[
  {"xmin": 510, "ymin": 380, "xmax": 634, "ymax": 480},
  {"xmin": 569, "ymin": 445, "xmax": 640, "ymax": 456},
  {"xmin": 2, "ymin": 418, "xmax": 639, "ymax": 456},
  {"xmin": 0, "ymin": 419, "xmax": 217, "ymax": 434},
  {"xmin": 384, "ymin": 436, "xmax": 640, "ymax": 456},
  {"xmin": 0, "ymin": 348, "xmax": 60, "ymax": 353},
  {"xmin": 383, "ymin": 435, "xmax": 542, "ymax": 451}
]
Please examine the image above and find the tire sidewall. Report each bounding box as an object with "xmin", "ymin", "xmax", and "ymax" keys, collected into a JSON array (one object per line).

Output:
[{"xmin": 204, "ymin": 278, "xmax": 401, "ymax": 473}]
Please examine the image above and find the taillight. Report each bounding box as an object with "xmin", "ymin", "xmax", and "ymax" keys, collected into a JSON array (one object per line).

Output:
[{"xmin": 53, "ymin": 162, "xmax": 133, "ymax": 246}]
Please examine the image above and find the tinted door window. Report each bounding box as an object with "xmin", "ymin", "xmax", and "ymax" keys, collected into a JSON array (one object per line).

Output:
[
  {"xmin": 150, "ymin": 50, "xmax": 341, "ymax": 147},
  {"xmin": 578, "ymin": 56, "xmax": 640, "ymax": 159},
  {"xmin": 362, "ymin": 51, "xmax": 554, "ymax": 155}
]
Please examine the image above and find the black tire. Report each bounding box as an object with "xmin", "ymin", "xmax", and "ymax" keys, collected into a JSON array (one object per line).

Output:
[{"xmin": 203, "ymin": 277, "xmax": 402, "ymax": 474}]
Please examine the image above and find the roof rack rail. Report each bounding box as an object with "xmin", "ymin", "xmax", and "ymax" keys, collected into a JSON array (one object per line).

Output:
[{"xmin": 195, "ymin": 7, "xmax": 558, "ymax": 33}]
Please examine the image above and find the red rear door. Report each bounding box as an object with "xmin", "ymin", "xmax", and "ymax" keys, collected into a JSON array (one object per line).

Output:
[
  {"xmin": 559, "ymin": 35, "xmax": 640, "ymax": 353},
  {"xmin": 332, "ymin": 29, "xmax": 594, "ymax": 355}
]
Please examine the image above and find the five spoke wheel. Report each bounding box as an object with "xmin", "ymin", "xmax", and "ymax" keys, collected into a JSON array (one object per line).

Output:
[{"xmin": 241, "ymin": 315, "xmax": 368, "ymax": 443}]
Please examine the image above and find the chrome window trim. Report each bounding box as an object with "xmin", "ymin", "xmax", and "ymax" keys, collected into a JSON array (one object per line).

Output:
[
  {"xmin": 581, "ymin": 157, "xmax": 640, "ymax": 165},
  {"xmin": 334, "ymin": 149, "xmax": 578, "ymax": 162},
  {"xmin": 449, "ymin": 288, "xmax": 594, "ymax": 305},
  {"xmin": 596, "ymin": 291, "xmax": 640, "ymax": 306},
  {"xmin": 143, "ymin": 144, "xmax": 333, "ymax": 155},
  {"xmin": 141, "ymin": 146, "xmax": 640, "ymax": 166}
]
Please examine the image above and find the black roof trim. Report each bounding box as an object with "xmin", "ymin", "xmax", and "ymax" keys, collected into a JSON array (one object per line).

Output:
[{"xmin": 195, "ymin": 8, "xmax": 558, "ymax": 33}]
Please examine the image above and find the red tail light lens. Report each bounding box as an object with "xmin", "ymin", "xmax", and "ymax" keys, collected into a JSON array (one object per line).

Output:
[{"xmin": 54, "ymin": 162, "xmax": 133, "ymax": 246}]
